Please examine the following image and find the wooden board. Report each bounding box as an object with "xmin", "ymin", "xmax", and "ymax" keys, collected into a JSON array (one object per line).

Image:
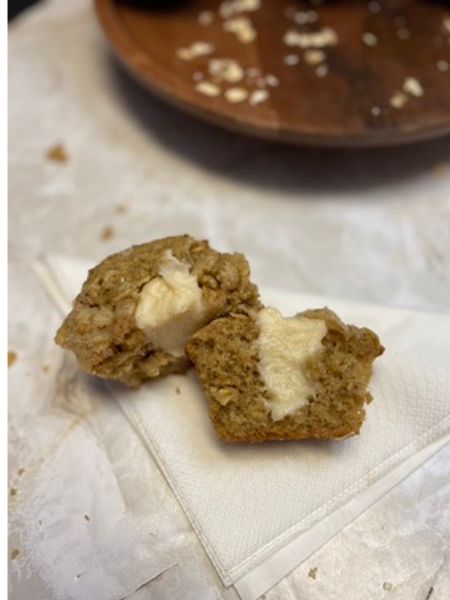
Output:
[{"xmin": 95, "ymin": 0, "xmax": 450, "ymax": 147}]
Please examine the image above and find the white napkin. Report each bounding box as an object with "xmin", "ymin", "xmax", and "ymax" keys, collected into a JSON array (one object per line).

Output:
[{"xmin": 36, "ymin": 255, "xmax": 450, "ymax": 600}]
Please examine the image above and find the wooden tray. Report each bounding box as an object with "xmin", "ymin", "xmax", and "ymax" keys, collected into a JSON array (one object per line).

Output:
[{"xmin": 95, "ymin": 0, "xmax": 450, "ymax": 147}]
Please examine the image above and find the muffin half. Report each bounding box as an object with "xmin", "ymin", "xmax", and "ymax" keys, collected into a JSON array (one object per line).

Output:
[
  {"xmin": 186, "ymin": 307, "xmax": 384, "ymax": 442},
  {"xmin": 56, "ymin": 235, "xmax": 261, "ymax": 387}
]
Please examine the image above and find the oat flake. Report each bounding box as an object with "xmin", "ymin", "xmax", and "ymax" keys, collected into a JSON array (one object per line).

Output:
[
  {"xmin": 224, "ymin": 17, "xmax": 257, "ymax": 44},
  {"xmin": 195, "ymin": 81, "xmax": 221, "ymax": 97},
  {"xmin": 220, "ymin": 0, "xmax": 260, "ymax": 20},
  {"xmin": 249, "ymin": 89, "xmax": 270, "ymax": 105},
  {"xmin": 362, "ymin": 32, "xmax": 377, "ymax": 47},
  {"xmin": 304, "ymin": 49, "xmax": 326, "ymax": 65},
  {"xmin": 403, "ymin": 77, "xmax": 424, "ymax": 98},
  {"xmin": 390, "ymin": 91, "xmax": 408, "ymax": 109},
  {"xmin": 209, "ymin": 58, "xmax": 244, "ymax": 83},
  {"xmin": 225, "ymin": 87, "xmax": 249, "ymax": 103},
  {"xmin": 284, "ymin": 27, "xmax": 338, "ymax": 49},
  {"xmin": 177, "ymin": 42, "xmax": 214, "ymax": 61},
  {"xmin": 265, "ymin": 74, "xmax": 279, "ymax": 87}
]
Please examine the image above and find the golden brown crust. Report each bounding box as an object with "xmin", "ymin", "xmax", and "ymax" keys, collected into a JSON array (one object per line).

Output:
[
  {"xmin": 55, "ymin": 235, "xmax": 261, "ymax": 387},
  {"xmin": 186, "ymin": 308, "xmax": 384, "ymax": 443}
]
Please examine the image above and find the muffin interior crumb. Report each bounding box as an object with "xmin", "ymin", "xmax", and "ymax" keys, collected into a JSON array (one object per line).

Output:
[{"xmin": 186, "ymin": 308, "xmax": 383, "ymax": 442}]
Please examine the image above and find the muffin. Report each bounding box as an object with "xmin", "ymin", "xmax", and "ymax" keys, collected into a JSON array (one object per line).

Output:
[
  {"xmin": 186, "ymin": 306, "xmax": 384, "ymax": 442},
  {"xmin": 55, "ymin": 235, "xmax": 261, "ymax": 387}
]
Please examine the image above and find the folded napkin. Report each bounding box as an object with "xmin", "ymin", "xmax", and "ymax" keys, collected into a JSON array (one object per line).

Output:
[{"xmin": 36, "ymin": 255, "xmax": 450, "ymax": 600}]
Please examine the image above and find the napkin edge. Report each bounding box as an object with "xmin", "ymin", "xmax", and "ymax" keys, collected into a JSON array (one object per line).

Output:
[{"xmin": 233, "ymin": 432, "xmax": 450, "ymax": 600}]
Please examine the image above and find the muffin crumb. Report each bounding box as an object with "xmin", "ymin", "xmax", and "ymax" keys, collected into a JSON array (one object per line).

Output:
[
  {"xmin": 100, "ymin": 226, "xmax": 115, "ymax": 241},
  {"xmin": 187, "ymin": 307, "xmax": 383, "ymax": 442},
  {"xmin": 46, "ymin": 143, "xmax": 68, "ymax": 163},
  {"xmin": 8, "ymin": 351, "xmax": 17, "ymax": 367},
  {"xmin": 308, "ymin": 567, "xmax": 318, "ymax": 579}
]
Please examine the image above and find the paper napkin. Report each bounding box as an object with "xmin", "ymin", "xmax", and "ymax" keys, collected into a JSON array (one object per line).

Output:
[{"xmin": 36, "ymin": 255, "xmax": 450, "ymax": 600}]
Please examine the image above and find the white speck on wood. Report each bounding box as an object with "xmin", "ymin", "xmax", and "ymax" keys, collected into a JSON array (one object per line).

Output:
[
  {"xmin": 220, "ymin": 0, "xmax": 260, "ymax": 20},
  {"xmin": 362, "ymin": 32, "xmax": 378, "ymax": 47},
  {"xmin": 249, "ymin": 89, "xmax": 270, "ymax": 105},
  {"xmin": 403, "ymin": 77, "xmax": 424, "ymax": 98},
  {"xmin": 284, "ymin": 27, "xmax": 338, "ymax": 49},
  {"xmin": 304, "ymin": 49, "xmax": 326, "ymax": 65},
  {"xmin": 389, "ymin": 91, "xmax": 408, "ymax": 109},
  {"xmin": 265, "ymin": 74, "xmax": 279, "ymax": 87},
  {"xmin": 223, "ymin": 17, "xmax": 257, "ymax": 43},
  {"xmin": 224, "ymin": 87, "xmax": 249, "ymax": 103},
  {"xmin": 208, "ymin": 58, "xmax": 244, "ymax": 83},
  {"xmin": 195, "ymin": 81, "xmax": 221, "ymax": 97},
  {"xmin": 177, "ymin": 42, "xmax": 214, "ymax": 61}
]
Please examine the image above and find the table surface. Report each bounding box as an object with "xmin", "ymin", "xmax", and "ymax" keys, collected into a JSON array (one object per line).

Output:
[{"xmin": 8, "ymin": 1, "xmax": 450, "ymax": 599}]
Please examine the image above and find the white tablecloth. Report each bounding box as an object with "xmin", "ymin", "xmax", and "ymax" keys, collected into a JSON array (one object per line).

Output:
[{"xmin": 9, "ymin": 1, "xmax": 450, "ymax": 598}]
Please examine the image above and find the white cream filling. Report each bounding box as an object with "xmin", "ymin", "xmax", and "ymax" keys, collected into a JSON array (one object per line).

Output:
[
  {"xmin": 257, "ymin": 307, "xmax": 327, "ymax": 421},
  {"xmin": 135, "ymin": 250, "xmax": 206, "ymax": 356}
]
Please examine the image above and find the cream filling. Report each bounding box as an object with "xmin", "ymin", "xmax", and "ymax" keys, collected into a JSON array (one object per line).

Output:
[
  {"xmin": 135, "ymin": 250, "xmax": 207, "ymax": 356},
  {"xmin": 257, "ymin": 307, "xmax": 327, "ymax": 421}
]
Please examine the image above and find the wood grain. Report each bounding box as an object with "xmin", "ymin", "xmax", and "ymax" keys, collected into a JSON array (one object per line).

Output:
[{"xmin": 95, "ymin": 0, "xmax": 450, "ymax": 147}]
